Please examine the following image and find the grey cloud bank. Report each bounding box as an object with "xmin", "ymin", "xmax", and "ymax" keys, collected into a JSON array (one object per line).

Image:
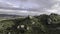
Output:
[{"xmin": 0, "ymin": 0, "xmax": 60, "ymax": 16}]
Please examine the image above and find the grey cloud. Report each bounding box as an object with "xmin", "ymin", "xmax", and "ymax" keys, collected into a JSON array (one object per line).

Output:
[
  {"xmin": 0, "ymin": 0, "xmax": 55, "ymax": 10},
  {"xmin": 0, "ymin": 0, "xmax": 60, "ymax": 16},
  {"xmin": 0, "ymin": 9, "xmax": 50, "ymax": 16}
]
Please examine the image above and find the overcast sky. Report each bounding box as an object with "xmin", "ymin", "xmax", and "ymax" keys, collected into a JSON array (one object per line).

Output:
[{"xmin": 0, "ymin": 0, "xmax": 60, "ymax": 16}]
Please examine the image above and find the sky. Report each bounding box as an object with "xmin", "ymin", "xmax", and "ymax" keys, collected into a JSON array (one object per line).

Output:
[{"xmin": 0, "ymin": 0, "xmax": 60, "ymax": 16}]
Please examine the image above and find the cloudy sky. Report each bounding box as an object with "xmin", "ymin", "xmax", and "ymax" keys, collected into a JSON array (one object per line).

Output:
[{"xmin": 0, "ymin": 0, "xmax": 60, "ymax": 16}]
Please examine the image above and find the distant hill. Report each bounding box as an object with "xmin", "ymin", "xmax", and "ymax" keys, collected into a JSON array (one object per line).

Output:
[
  {"xmin": 0, "ymin": 14, "xmax": 19, "ymax": 17},
  {"xmin": 0, "ymin": 14, "xmax": 24, "ymax": 18}
]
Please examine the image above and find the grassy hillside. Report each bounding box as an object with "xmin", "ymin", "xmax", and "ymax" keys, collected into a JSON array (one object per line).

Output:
[{"xmin": 0, "ymin": 13, "xmax": 60, "ymax": 34}]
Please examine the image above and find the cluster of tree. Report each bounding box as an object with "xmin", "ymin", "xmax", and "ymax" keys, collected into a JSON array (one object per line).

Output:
[{"xmin": 0, "ymin": 13, "xmax": 60, "ymax": 34}]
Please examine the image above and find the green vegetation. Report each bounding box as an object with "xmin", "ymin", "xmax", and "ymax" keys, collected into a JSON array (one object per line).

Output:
[{"xmin": 0, "ymin": 13, "xmax": 60, "ymax": 34}]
